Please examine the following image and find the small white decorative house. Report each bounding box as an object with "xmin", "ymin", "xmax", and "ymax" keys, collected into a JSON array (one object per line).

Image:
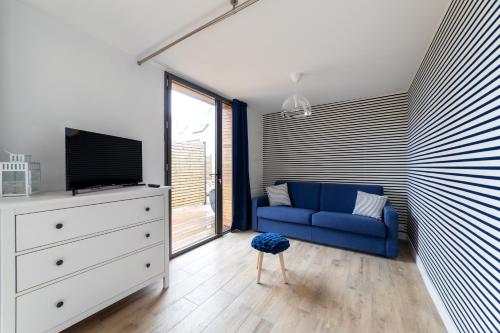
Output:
[{"xmin": 0, "ymin": 152, "xmax": 41, "ymax": 197}]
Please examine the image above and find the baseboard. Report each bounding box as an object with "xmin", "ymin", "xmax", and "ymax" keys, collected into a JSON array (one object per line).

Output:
[{"xmin": 408, "ymin": 240, "xmax": 458, "ymax": 333}]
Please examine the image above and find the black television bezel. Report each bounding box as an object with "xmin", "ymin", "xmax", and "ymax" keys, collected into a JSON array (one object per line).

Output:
[{"xmin": 65, "ymin": 127, "xmax": 143, "ymax": 192}]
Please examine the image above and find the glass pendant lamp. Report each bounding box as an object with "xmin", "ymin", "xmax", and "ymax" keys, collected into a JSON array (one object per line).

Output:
[{"xmin": 281, "ymin": 72, "xmax": 312, "ymax": 119}]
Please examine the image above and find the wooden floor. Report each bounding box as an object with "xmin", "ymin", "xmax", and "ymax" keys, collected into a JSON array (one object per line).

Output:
[{"xmin": 65, "ymin": 232, "xmax": 446, "ymax": 333}]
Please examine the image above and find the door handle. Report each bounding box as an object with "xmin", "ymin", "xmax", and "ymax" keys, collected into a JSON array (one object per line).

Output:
[{"xmin": 209, "ymin": 173, "xmax": 222, "ymax": 184}]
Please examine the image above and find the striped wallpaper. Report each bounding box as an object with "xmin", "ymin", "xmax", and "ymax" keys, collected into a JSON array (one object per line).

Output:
[
  {"xmin": 407, "ymin": 0, "xmax": 499, "ymax": 332},
  {"xmin": 263, "ymin": 92, "xmax": 408, "ymax": 236}
]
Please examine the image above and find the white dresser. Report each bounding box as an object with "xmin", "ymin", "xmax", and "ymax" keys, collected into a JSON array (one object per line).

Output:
[{"xmin": 0, "ymin": 187, "xmax": 170, "ymax": 333}]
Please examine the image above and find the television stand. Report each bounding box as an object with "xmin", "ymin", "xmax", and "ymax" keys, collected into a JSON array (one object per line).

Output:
[
  {"xmin": 71, "ymin": 183, "xmax": 145, "ymax": 196},
  {"xmin": 0, "ymin": 186, "xmax": 170, "ymax": 333}
]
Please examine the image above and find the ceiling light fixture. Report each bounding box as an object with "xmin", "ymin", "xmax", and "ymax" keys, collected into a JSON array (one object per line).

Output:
[{"xmin": 281, "ymin": 72, "xmax": 312, "ymax": 119}]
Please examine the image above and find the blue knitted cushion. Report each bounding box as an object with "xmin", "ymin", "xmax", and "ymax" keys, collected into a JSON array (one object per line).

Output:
[{"xmin": 251, "ymin": 233, "xmax": 290, "ymax": 254}]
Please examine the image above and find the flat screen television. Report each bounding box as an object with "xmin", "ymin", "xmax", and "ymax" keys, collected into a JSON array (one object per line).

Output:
[{"xmin": 65, "ymin": 128, "xmax": 142, "ymax": 193}]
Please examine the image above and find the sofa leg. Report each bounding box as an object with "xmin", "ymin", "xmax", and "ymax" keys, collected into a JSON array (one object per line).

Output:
[
  {"xmin": 278, "ymin": 253, "xmax": 287, "ymax": 284},
  {"xmin": 256, "ymin": 252, "xmax": 264, "ymax": 283}
]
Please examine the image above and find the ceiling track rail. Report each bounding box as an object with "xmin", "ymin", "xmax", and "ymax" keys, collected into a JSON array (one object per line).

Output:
[{"xmin": 137, "ymin": 0, "xmax": 261, "ymax": 65}]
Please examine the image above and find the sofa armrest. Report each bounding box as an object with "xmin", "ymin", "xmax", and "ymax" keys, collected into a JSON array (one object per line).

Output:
[
  {"xmin": 252, "ymin": 195, "xmax": 269, "ymax": 230},
  {"xmin": 383, "ymin": 203, "xmax": 399, "ymax": 258}
]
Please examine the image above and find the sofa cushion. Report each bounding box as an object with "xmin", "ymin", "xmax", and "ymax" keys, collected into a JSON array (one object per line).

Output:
[
  {"xmin": 266, "ymin": 183, "xmax": 292, "ymax": 206},
  {"xmin": 257, "ymin": 206, "xmax": 316, "ymax": 225},
  {"xmin": 352, "ymin": 191, "xmax": 388, "ymax": 220},
  {"xmin": 311, "ymin": 211, "xmax": 386, "ymax": 238},
  {"xmin": 320, "ymin": 183, "xmax": 383, "ymax": 213},
  {"xmin": 287, "ymin": 182, "xmax": 322, "ymax": 210}
]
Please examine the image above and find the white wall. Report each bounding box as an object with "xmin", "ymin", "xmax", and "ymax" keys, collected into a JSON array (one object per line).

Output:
[
  {"xmin": 247, "ymin": 109, "xmax": 263, "ymax": 197},
  {"xmin": 0, "ymin": 0, "xmax": 265, "ymax": 196},
  {"xmin": 0, "ymin": 0, "xmax": 164, "ymax": 191}
]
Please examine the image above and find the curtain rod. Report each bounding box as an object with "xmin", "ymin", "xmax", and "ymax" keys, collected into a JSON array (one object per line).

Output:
[{"xmin": 137, "ymin": 0, "xmax": 261, "ymax": 66}]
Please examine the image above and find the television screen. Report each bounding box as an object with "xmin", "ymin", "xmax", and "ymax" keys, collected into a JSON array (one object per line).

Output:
[{"xmin": 65, "ymin": 128, "xmax": 142, "ymax": 191}]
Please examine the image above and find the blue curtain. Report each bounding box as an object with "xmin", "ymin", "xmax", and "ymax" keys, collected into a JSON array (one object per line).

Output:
[{"xmin": 231, "ymin": 99, "xmax": 251, "ymax": 231}]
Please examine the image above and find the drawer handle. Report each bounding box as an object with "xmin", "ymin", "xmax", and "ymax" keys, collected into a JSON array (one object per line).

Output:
[
  {"xmin": 56, "ymin": 301, "xmax": 64, "ymax": 308},
  {"xmin": 55, "ymin": 223, "xmax": 64, "ymax": 229},
  {"xmin": 146, "ymin": 263, "xmax": 151, "ymax": 268},
  {"xmin": 145, "ymin": 233, "xmax": 151, "ymax": 238},
  {"xmin": 56, "ymin": 259, "xmax": 64, "ymax": 266},
  {"xmin": 145, "ymin": 207, "xmax": 151, "ymax": 212}
]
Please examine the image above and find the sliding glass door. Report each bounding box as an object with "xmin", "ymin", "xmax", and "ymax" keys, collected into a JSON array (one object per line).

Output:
[{"xmin": 165, "ymin": 74, "xmax": 232, "ymax": 256}]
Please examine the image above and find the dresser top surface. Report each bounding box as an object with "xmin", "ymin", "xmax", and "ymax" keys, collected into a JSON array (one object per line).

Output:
[{"xmin": 0, "ymin": 186, "xmax": 171, "ymax": 212}]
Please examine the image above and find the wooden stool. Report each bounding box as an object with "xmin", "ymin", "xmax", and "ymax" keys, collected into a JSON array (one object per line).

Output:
[
  {"xmin": 256, "ymin": 251, "xmax": 287, "ymax": 284},
  {"xmin": 251, "ymin": 233, "xmax": 290, "ymax": 284}
]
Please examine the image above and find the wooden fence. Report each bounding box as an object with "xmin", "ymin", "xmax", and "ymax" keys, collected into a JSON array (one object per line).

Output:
[
  {"xmin": 222, "ymin": 103, "xmax": 232, "ymax": 229},
  {"xmin": 171, "ymin": 141, "xmax": 211, "ymax": 208},
  {"xmin": 171, "ymin": 120, "xmax": 232, "ymax": 229}
]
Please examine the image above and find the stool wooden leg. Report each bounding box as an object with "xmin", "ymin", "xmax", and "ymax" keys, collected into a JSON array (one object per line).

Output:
[
  {"xmin": 256, "ymin": 252, "xmax": 264, "ymax": 284},
  {"xmin": 278, "ymin": 253, "xmax": 287, "ymax": 283}
]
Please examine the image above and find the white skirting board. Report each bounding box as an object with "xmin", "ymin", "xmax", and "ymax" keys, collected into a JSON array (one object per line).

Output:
[{"xmin": 408, "ymin": 240, "xmax": 458, "ymax": 333}]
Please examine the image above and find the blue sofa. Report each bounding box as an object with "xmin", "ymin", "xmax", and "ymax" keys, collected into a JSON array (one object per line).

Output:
[{"xmin": 252, "ymin": 182, "xmax": 398, "ymax": 258}]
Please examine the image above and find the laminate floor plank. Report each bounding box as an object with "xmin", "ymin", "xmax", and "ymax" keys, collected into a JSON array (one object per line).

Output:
[{"xmin": 64, "ymin": 232, "xmax": 446, "ymax": 333}]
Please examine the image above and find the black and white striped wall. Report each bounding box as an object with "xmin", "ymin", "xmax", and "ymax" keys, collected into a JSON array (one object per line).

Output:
[
  {"xmin": 407, "ymin": 0, "xmax": 499, "ymax": 332},
  {"xmin": 263, "ymin": 92, "xmax": 408, "ymax": 236}
]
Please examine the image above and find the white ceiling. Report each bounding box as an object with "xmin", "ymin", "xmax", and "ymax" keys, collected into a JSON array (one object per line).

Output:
[{"xmin": 23, "ymin": 0, "xmax": 450, "ymax": 112}]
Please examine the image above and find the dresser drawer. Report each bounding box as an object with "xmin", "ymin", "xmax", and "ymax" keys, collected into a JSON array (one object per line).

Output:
[
  {"xmin": 16, "ymin": 244, "xmax": 164, "ymax": 333},
  {"xmin": 16, "ymin": 195, "xmax": 164, "ymax": 251},
  {"xmin": 16, "ymin": 220, "xmax": 164, "ymax": 292}
]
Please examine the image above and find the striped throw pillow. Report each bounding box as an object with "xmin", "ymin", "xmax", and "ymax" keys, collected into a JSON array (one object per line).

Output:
[
  {"xmin": 352, "ymin": 191, "xmax": 388, "ymax": 220},
  {"xmin": 266, "ymin": 183, "xmax": 292, "ymax": 206}
]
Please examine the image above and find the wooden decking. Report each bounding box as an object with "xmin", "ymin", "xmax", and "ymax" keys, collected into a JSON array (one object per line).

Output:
[
  {"xmin": 172, "ymin": 202, "xmax": 232, "ymax": 252},
  {"xmin": 172, "ymin": 204, "xmax": 215, "ymax": 252}
]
